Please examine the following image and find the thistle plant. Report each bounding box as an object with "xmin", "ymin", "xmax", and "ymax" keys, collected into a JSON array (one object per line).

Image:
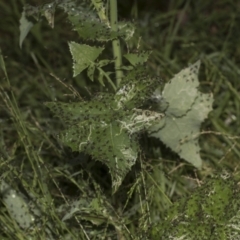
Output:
[
  {"xmin": 4, "ymin": 0, "xmax": 239, "ymax": 239},
  {"xmin": 19, "ymin": 0, "xmax": 213, "ymax": 193}
]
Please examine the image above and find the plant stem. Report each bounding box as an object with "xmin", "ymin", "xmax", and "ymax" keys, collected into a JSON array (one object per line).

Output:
[
  {"xmin": 109, "ymin": 0, "xmax": 123, "ymax": 88},
  {"xmin": 97, "ymin": 67, "xmax": 117, "ymax": 91}
]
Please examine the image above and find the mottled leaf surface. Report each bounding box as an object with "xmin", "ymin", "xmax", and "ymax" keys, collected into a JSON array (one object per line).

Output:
[
  {"xmin": 149, "ymin": 61, "xmax": 214, "ymax": 168},
  {"xmin": 69, "ymin": 42, "xmax": 104, "ymax": 77},
  {"xmin": 45, "ymin": 69, "xmax": 163, "ymax": 192},
  {"xmin": 115, "ymin": 67, "xmax": 162, "ymax": 110},
  {"xmin": 162, "ymin": 60, "xmax": 200, "ymax": 117}
]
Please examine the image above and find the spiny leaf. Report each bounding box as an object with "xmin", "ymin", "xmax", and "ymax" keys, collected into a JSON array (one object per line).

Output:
[
  {"xmin": 150, "ymin": 92, "xmax": 213, "ymax": 168},
  {"xmin": 68, "ymin": 14, "xmax": 110, "ymax": 41},
  {"xmin": 124, "ymin": 51, "xmax": 152, "ymax": 66},
  {"xmin": 115, "ymin": 67, "xmax": 161, "ymax": 110},
  {"xmin": 69, "ymin": 42, "xmax": 104, "ymax": 77},
  {"xmin": 45, "ymin": 77, "xmax": 163, "ymax": 192},
  {"xmin": 45, "ymin": 99, "xmax": 116, "ymax": 126},
  {"xmin": 19, "ymin": 1, "xmax": 76, "ymax": 47},
  {"xmin": 45, "ymin": 98, "xmax": 138, "ymax": 192},
  {"xmin": 162, "ymin": 60, "xmax": 200, "ymax": 117},
  {"xmin": 149, "ymin": 61, "xmax": 214, "ymax": 169},
  {"xmin": 68, "ymin": 11, "xmax": 135, "ymax": 42},
  {"xmin": 20, "ymin": 0, "xmax": 131, "ymax": 47},
  {"xmin": 47, "ymin": 114, "xmax": 139, "ymax": 192}
]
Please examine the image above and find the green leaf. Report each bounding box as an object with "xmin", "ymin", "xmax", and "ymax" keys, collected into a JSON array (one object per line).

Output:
[
  {"xmin": 115, "ymin": 67, "xmax": 161, "ymax": 110},
  {"xmin": 151, "ymin": 173, "xmax": 240, "ymax": 239},
  {"xmin": 150, "ymin": 92, "xmax": 213, "ymax": 168},
  {"xmin": 124, "ymin": 51, "xmax": 152, "ymax": 66},
  {"xmin": 45, "ymin": 100, "xmax": 139, "ymax": 192},
  {"xmin": 68, "ymin": 11, "xmax": 135, "ymax": 42},
  {"xmin": 45, "ymin": 99, "xmax": 116, "ymax": 126},
  {"xmin": 69, "ymin": 42, "xmax": 104, "ymax": 77},
  {"xmin": 19, "ymin": 11, "xmax": 34, "ymax": 48},
  {"xmin": 162, "ymin": 60, "xmax": 200, "ymax": 117},
  {"xmin": 68, "ymin": 14, "xmax": 112, "ymax": 41},
  {"xmin": 45, "ymin": 73, "xmax": 163, "ymax": 192},
  {"xmin": 149, "ymin": 61, "xmax": 214, "ymax": 168},
  {"xmin": 44, "ymin": 97, "xmax": 128, "ymax": 187},
  {"xmin": 45, "ymin": 66, "xmax": 163, "ymax": 192}
]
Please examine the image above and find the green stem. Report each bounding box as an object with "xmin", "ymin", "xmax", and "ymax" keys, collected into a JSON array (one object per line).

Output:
[
  {"xmin": 109, "ymin": 0, "xmax": 123, "ymax": 88},
  {"xmin": 97, "ymin": 67, "xmax": 117, "ymax": 91}
]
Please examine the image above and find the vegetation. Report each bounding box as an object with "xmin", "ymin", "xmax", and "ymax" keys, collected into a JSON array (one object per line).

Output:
[{"xmin": 0, "ymin": 0, "xmax": 240, "ymax": 239}]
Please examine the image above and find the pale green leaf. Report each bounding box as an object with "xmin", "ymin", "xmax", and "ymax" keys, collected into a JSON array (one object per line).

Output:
[
  {"xmin": 44, "ymin": 99, "xmax": 116, "ymax": 126},
  {"xmin": 58, "ymin": 122, "xmax": 139, "ymax": 192},
  {"xmin": 69, "ymin": 42, "xmax": 104, "ymax": 77},
  {"xmin": 149, "ymin": 61, "xmax": 214, "ymax": 168},
  {"xmin": 45, "ymin": 98, "xmax": 138, "ymax": 192},
  {"xmin": 162, "ymin": 60, "xmax": 200, "ymax": 117},
  {"xmin": 150, "ymin": 92, "xmax": 213, "ymax": 169},
  {"xmin": 68, "ymin": 14, "xmax": 111, "ymax": 41}
]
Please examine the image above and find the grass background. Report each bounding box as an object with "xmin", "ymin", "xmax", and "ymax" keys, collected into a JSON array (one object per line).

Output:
[{"xmin": 0, "ymin": 0, "xmax": 240, "ymax": 239}]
